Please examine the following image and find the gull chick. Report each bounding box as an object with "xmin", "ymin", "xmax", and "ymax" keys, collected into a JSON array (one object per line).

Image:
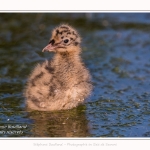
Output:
[{"xmin": 24, "ymin": 24, "xmax": 92, "ymax": 111}]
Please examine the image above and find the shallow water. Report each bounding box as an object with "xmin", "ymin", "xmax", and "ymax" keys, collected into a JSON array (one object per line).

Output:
[{"xmin": 0, "ymin": 13, "xmax": 150, "ymax": 137}]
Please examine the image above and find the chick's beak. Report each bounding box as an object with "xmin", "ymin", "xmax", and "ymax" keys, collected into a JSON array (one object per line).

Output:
[{"xmin": 42, "ymin": 43, "xmax": 55, "ymax": 52}]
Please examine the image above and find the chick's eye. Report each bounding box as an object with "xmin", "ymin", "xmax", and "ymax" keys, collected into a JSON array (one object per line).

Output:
[{"xmin": 64, "ymin": 39, "xmax": 69, "ymax": 43}]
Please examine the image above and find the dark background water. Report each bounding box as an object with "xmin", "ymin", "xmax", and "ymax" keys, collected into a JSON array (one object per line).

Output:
[{"xmin": 0, "ymin": 13, "xmax": 150, "ymax": 137}]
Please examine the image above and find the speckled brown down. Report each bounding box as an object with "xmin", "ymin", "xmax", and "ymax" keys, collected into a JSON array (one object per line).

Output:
[{"xmin": 24, "ymin": 24, "xmax": 92, "ymax": 111}]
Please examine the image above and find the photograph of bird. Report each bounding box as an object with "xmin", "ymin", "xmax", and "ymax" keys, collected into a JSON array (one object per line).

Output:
[{"xmin": 24, "ymin": 24, "xmax": 92, "ymax": 111}]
